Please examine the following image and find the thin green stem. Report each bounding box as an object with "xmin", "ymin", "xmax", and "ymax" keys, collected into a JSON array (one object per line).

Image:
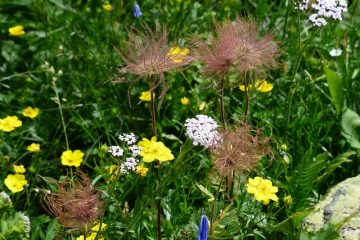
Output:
[
  {"xmin": 53, "ymin": 84, "xmax": 69, "ymax": 150},
  {"xmin": 243, "ymin": 71, "xmax": 249, "ymax": 123},
  {"xmin": 220, "ymin": 74, "xmax": 226, "ymax": 129},
  {"xmin": 150, "ymin": 77, "xmax": 157, "ymax": 137},
  {"xmin": 285, "ymin": 28, "xmax": 320, "ymax": 140}
]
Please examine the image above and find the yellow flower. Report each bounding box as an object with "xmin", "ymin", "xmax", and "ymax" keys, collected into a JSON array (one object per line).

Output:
[
  {"xmin": 246, "ymin": 176, "xmax": 278, "ymax": 205},
  {"xmin": 91, "ymin": 222, "xmax": 107, "ymax": 231},
  {"xmin": 139, "ymin": 91, "xmax": 155, "ymax": 102},
  {"xmin": 4, "ymin": 174, "xmax": 28, "ymax": 193},
  {"xmin": 199, "ymin": 101, "xmax": 207, "ymax": 111},
  {"xmin": 61, "ymin": 150, "xmax": 84, "ymax": 167},
  {"xmin": 167, "ymin": 46, "xmax": 190, "ymax": 63},
  {"xmin": 180, "ymin": 97, "xmax": 190, "ymax": 105},
  {"xmin": 108, "ymin": 165, "xmax": 119, "ymax": 181},
  {"xmin": 0, "ymin": 116, "xmax": 22, "ymax": 132},
  {"xmin": 76, "ymin": 222, "xmax": 106, "ymax": 240},
  {"xmin": 22, "ymin": 106, "xmax": 40, "ymax": 119},
  {"xmin": 138, "ymin": 137, "xmax": 174, "ymax": 162},
  {"xmin": 13, "ymin": 165, "xmax": 26, "ymax": 174},
  {"xmin": 9, "ymin": 25, "xmax": 25, "ymax": 36},
  {"xmin": 239, "ymin": 80, "xmax": 273, "ymax": 93},
  {"xmin": 27, "ymin": 143, "xmax": 41, "ymax": 152},
  {"xmin": 136, "ymin": 164, "xmax": 149, "ymax": 176},
  {"xmin": 102, "ymin": 3, "xmax": 113, "ymax": 11}
]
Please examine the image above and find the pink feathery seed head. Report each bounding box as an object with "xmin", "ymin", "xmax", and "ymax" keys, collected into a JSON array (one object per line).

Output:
[
  {"xmin": 211, "ymin": 124, "xmax": 272, "ymax": 177},
  {"xmin": 42, "ymin": 172, "xmax": 103, "ymax": 229},
  {"xmin": 193, "ymin": 17, "xmax": 279, "ymax": 77},
  {"xmin": 115, "ymin": 26, "xmax": 192, "ymax": 78}
]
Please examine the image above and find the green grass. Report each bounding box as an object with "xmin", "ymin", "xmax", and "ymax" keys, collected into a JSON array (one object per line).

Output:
[{"xmin": 0, "ymin": 0, "xmax": 359, "ymax": 239}]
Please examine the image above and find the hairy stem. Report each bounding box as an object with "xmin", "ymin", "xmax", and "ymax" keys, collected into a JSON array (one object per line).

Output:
[
  {"xmin": 243, "ymin": 71, "xmax": 249, "ymax": 123},
  {"xmin": 150, "ymin": 77, "xmax": 157, "ymax": 137},
  {"xmin": 220, "ymin": 74, "xmax": 227, "ymax": 130}
]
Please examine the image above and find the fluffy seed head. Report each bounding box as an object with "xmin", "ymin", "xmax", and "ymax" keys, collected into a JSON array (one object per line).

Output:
[
  {"xmin": 211, "ymin": 124, "xmax": 271, "ymax": 177},
  {"xmin": 43, "ymin": 173, "xmax": 103, "ymax": 229},
  {"xmin": 194, "ymin": 17, "xmax": 279, "ymax": 77}
]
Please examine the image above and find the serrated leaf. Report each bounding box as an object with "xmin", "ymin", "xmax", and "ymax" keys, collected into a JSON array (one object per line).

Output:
[
  {"xmin": 196, "ymin": 183, "xmax": 215, "ymax": 203},
  {"xmin": 341, "ymin": 108, "xmax": 360, "ymax": 149},
  {"xmin": 323, "ymin": 64, "xmax": 343, "ymax": 113}
]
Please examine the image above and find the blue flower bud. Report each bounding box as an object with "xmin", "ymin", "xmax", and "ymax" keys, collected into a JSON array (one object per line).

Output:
[
  {"xmin": 198, "ymin": 212, "xmax": 209, "ymax": 240},
  {"xmin": 133, "ymin": 2, "xmax": 142, "ymax": 17}
]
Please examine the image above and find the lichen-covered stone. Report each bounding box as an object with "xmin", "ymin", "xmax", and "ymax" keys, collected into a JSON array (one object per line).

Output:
[{"xmin": 302, "ymin": 175, "xmax": 360, "ymax": 239}]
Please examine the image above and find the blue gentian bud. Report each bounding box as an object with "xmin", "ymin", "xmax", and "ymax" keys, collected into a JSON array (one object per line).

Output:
[
  {"xmin": 198, "ymin": 211, "xmax": 209, "ymax": 240},
  {"xmin": 133, "ymin": 2, "xmax": 142, "ymax": 17}
]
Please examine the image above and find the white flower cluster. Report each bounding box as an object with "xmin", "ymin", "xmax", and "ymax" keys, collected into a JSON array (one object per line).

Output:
[
  {"xmin": 109, "ymin": 132, "xmax": 141, "ymax": 175},
  {"xmin": 120, "ymin": 157, "xmax": 138, "ymax": 174},
  {"xmin": 0, "ymin": 191, "xmax": 12, "ymax": 207},
  {"xmin": 19, "ymin": 212, "xmax": 30, "ymax": 237},
  {"xmin": 108, "ymin": 145, "xmax": 124, "ymax": 157},
  {"xmin": 184, "ymin": 115, "xmax": 220, "ymax": 148},
  {"xmin": 119, "ymin": 133, "xmax": 137, "ymax": 145},
  {"xmin": 297, "ymin": 0, "xmax": 347, "ymax": 27}
]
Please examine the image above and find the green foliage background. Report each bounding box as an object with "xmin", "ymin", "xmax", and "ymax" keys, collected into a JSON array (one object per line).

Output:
[{"xmin": 0, "ymin": 0, "xmax": 359, "ymax": 239}]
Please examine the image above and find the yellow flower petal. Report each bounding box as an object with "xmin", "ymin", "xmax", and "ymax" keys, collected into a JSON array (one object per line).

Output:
[
  {"xmin": 27, "ymin": 143, "xmax": 41, "ymax": 152},
  {"xmin": 9, "ymin": 25, "xmax": 25, "ymax": 36},
  {"xmin": 0, "ymin": 116, "xmax": 22, "ymax": 132},
  {"xmin": 61, "ymin": 150, "xmax": 84, "ymax": 167},
  {"xmin": 13, "ymin": 165, "xmax": 26, "ymax": 174},
  {"xmin": 4, "ymin": 174, "xmax": 28, "ymax": 193},
  {"xmin": 22, "ymin": 107, "xmax": 40, "ymax": 119}
]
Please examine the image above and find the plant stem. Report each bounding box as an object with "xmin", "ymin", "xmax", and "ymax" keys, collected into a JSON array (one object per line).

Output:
[
  {"xmin": 149, "ymin": 76, "xmax": 161, "ymax": 239},
  {"xmin": 285, "ymin": 28, "xmax": 319, "ymax": 140},
  {"xmin": 150, "ymin": 76, "xmax": 157, "ymax": 137},
  {"xmin": 220, "ymin": 74, "xmax": 226, "ymax": 130},
  {"xmin": 54, "ymin": 83, "xmax": 69, "ymax": 150},
  {"xmin": 243, "ymin": 71, "xmax": 249, "ymax": 123}
]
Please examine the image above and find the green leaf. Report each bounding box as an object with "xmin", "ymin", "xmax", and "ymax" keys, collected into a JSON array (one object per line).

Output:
[
  {"xmin": 341, "ymin": 108, "xmax": 360, "ymax": 149},
  {"xmin": 323, "ymin": 64, "xmax": 344, "ymax": 113},
  {"xmin": 271, "ymin": 211, "xmax": 310, "ymax": 235}
]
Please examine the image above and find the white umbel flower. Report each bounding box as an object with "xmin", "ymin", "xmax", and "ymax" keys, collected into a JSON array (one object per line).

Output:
[
  {"xmin": 19, "ymin": 212, "xmax": 30, "ymax": 237},
  {"xmin": 120, "ymin": 157, "xmax": 138, "ymax": 174},
  {"xmin": 118, "ymin": 133, "xmax": 137, "ymax": 145},
  {"xmin": 184, "ymin": 115, "xmax": 220, "ymax": 148},
  {"xmin": 296, "ymin": 0, "xmax": 347, "ymax": 27},
  {"xmin": 108, "ymin": 145, "xmax": 124, "ymax": 157},
  {"xmin": 329, "ymin": 48, "xmax": 342, "ymax": 57}
]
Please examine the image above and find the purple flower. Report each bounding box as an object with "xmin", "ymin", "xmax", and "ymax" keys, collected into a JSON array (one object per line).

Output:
[
  {"xmin": 198, "ymin": 212, "xmax": 209, "ymax": 240},
  {"xmin": 133, "ymin": 2, "xmax": 142, "ymax": 17}
]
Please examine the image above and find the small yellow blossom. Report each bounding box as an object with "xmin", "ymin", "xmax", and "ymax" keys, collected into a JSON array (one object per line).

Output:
[
  {"xmin": 9, "ymin": 25, "xmax": 25, "ymax": 36},
  {"xmin": 27, "ymin": 143, "xmax": 41, "ymax": 152},
  {"xmin": 167, "ymin": 46, "xmax": 190, "ymax": 63},
  {"xmin": 108, "ymin": 165, "xmax": 119, "ymax": 181},
  {"xmin": 4, "ymin": 174, "xmax": 28, "ymax": 193},
  {"xmin": 199, "ymin": 101, "xmax": 207, "ymax": 111},
  {"xmin": 91, "ymin": 222, "xmax": 107, "ymax": 231},
  {"xmin": 136, "ymin": 164, "xmax": 149, "ymax": 176},
  {"xmin": 22, "ymin": 106, "xmax": 40, "ymax": 119},
  {"xmin": 138, "ymin": 137, "xmax": 174, "ymax": 163},
  {"xmin": 139, "ymin": 91, "xmax": 155, "ymax": 102},
  {"xmin": 0, "ymin": 116, "xmax": 22, "ymax": 132},
  {"xmin": 102, "ymin": 3, "xmax": 113, "ymax": 11},
  {"xmin": 246, "ymin": 176, "xmax": 279, "ymax": 205},
  {"xmin": 61, "ymin": 150, "xmax": 84, "ymax": 167},
  {"xmin": 180, "ymin": 97, "xmax": 190, "ymax": 105},
  {"xmin": 13, "ymin": 165, "xmax": 26, "ymax": 174},
  {"xmin": 239, "ymin": 80, "xmax": 273, "ymax": 93},
  {"xmin": 76, "ymin": 222, "xmax": 106, "ymax": 240},
  {"xmin": 284, "ymin": 195, "xmax": 293, "ymax": 205}
]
